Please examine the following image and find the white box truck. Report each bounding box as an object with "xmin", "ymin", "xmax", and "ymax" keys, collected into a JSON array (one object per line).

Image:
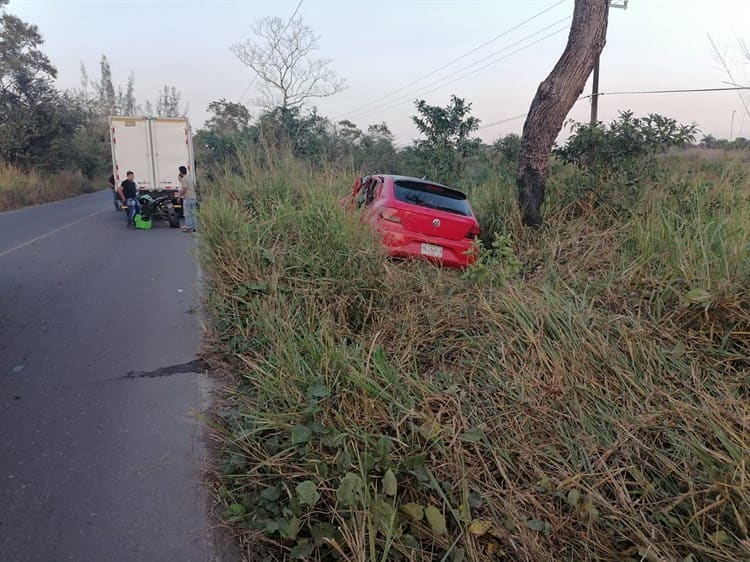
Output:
[{"xmin": 109, "ymin": 116, "xmax": 195, "ymax": 228}]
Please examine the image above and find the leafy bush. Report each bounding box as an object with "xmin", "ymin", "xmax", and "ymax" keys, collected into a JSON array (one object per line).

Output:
[
  {"xmin": 462, "ymin": 233, "xmax": 522, "ymax": 285},
  {"xmin": 554, "ymin": 112, "xmax": 698, "ymax": 207},
  {"xmin": 556, "ymin": 111, "xmax": 697, "ymax": 175}
]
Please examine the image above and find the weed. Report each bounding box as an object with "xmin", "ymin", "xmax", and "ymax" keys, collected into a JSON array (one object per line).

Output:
[
  {"xmin": 201, "ymin": 154, "xmax": 750, "ymax": 561},
  {"xmin": 0, "ymin": 163, "xmax": 98, "ymax": 211}
]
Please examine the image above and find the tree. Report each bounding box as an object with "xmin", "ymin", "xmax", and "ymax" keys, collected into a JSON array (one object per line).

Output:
[
  {"xmin": 205, "ymin": 99, "xmax": 251, "ymax": 135},
  {"xmin": 155, "ymin": 85, "xmax": 184, "ymax": 117},
  {"xmin": 257, "ymin": 105, "xmax": 332, "ymax": 158},
  {"xmin": 78, "ymin": 58, "xmax": 139, "ymax": 117},
  {"xmin": 360, "ymin": 123, "xmax": 399, "ymax": 173},
  {"xmin": 194, "ymin": 99, "xmax": 253, "ymax": 175},
  {"xmin": 141, "ymin": 86, "xmax": 184, "ymax": 118},
  {"xmin": 119, "ymin": 71, "xmax": 137, "ymax": 116},
  {"xmin": 231, "ymin": 16, "xmax": 346, "ymax": 109},
  {"xmin": 95, "ymin": 55, "xmax": 116, "ymax": 116},
  {"xmin": 700, "ymin": 134, "xmax": 717, "ymax": 148},
  {"xmin": 0, "ymin": 0, "xmax": 89, "ymax": 171},
  {"xmin": 0, "ymin": 0, "xmax": 56, "ymax": 97},
  {"xmin": 411, "ymin": 95, "xmax": 480, "ymax": 184},
  {"xmin": 493, "ymin": 133, "xmax": 521, "ymax": 163},
  {"xmin": 516, "ymin": 0, "xmax": 609, "ymax": 226},
  {"xmin": 0, "ymin": 75, "xmax": 91, "ymax": 171},
  {"xmin": 337, "ymin": 119, "xmax": 362, "ymax": 144},
  {"xmin": 365, "ymin": 123, "xmax": 394, "ymax": 145},
  {"xmin": 72, "ymin": 57, "xmax": 136, "ymax": 178}
]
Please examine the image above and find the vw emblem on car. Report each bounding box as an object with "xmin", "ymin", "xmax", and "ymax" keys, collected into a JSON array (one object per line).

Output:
[{"xmin": 432, "ymin": 218, "xmax": 441, "ymax": 228}]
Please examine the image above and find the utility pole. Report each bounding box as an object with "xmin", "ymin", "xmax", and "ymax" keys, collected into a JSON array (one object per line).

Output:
[
  {"xmin": 590, "ymin": 0, "xmax": 628, "ymax": 125},
  {"xmin": 590, "ymin": 57, "xmax": 601, "ymax": 124}
]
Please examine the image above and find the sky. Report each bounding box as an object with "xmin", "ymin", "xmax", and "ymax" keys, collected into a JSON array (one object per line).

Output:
[{"xmin": 7, "ymin": 0, "xmax": 750, "ymax": 146}]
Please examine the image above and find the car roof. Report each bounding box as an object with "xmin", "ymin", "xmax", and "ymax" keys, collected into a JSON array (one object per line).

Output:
[{"xmin": 373, "ymin": 174, "xmax": 460, "ymax": 191}]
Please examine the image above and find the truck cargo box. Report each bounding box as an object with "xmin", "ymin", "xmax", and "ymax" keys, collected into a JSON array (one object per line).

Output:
[{"xmin": 109, "ymin": 116, "xmax": 195, "ymax": 196}]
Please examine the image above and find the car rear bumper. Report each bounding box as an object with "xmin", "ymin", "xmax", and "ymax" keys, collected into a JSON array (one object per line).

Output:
[{"xmin": 381, "ymin": 231, "xmax": 477, "ymax": 268}]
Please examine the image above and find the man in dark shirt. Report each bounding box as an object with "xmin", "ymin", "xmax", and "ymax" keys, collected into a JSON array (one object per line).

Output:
[{"xmin": 117, "ymin": 171, "xmax": 140, "ymax": 229}]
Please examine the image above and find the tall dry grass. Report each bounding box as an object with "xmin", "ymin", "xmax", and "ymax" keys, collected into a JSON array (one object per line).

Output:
[
  {"xmin": 200, "ymin": 154, "xmax": 749, "ymax": 561},
  {"xmin": 0, "ymin": 163, "xmax": 96, "ymax": 211}
]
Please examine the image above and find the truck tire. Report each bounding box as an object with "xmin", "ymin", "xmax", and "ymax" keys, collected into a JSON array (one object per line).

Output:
[{"xmin": 168, "ymin": 209, "xmax": 180, "ymax": 228}]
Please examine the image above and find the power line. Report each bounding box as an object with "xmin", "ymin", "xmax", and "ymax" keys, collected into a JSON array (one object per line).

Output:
[
  {"xmin": 237, "ymin": 78, "xmax": 258, "ymax": 105},
  {"xmin": 332, "ymin": 0, "xmax": 567, "ymax": 120},
  {"xmin": 344, "ymin": 20, "xmax": 571, "ymax": 123},
  {"xmin": 404, "ymin": 26, "xmax": 570, "ymax": 106},
  {"xmin": 583, "ymin": 86, "xmax": 750, "ymax": 97},
  {"xmin": 478, "ymin": 86, "xmax": 750, "ymax": 132},
  {"xmin": 344, "ymin": 16, "xmax": 571, "ymax": 122},
  {"xmin": 478, "ymin": 112, "xmax": 528, "ymax": 130},
  {"xmin": 237, "ymin": 0, "xmax": 304, "ymax": 103}
]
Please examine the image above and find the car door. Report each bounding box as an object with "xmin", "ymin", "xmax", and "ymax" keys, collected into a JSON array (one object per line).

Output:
[{"xmin": 360, "ymin": 177, "xmax": 383, "ymax": 219}]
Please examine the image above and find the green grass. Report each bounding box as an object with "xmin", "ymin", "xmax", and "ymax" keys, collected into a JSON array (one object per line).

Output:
[
  {"xmin": 200, "ymin": 155, "xmax": 749, "ymax": 561},
  {"xmin": 0, "ymin": 163, "xmax": 98, "ymax": 211}
]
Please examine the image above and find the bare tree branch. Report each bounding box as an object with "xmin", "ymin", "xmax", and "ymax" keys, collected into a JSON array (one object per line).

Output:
[
  {"xmin": 231, "ymin": 16, "xmax": 346, "ymax": 109},
  {"xmin": 708, "ymin": 33, "xmax": 750, "ymax": 122}
]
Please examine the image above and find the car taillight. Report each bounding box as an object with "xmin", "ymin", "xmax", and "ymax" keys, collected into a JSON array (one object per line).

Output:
[
  {"xmin": 465, "ymin": 225, "xmax": 481, "ymax": 238},
  {"xmin": 380, "ymin": 207, "xmax": 401, "ymax": 223}
]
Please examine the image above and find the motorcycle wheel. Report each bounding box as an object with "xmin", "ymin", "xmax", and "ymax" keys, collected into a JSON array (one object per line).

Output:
[{"xmin": 167, "ymin": 209, "xmax": 180, "ymax": 228}]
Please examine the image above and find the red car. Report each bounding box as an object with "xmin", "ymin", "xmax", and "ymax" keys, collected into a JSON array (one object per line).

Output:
[{"xmin": 342, "ymin": 174, "xmax": 481, "ymax": 268}]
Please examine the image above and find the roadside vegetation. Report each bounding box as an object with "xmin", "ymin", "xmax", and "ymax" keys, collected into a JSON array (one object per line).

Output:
[
  {"xmin": 4, "ymin": 3, "xmax": 748, "ymax": 559},
  {"xmin": 0, "ymin": 163, "xmax": 96, "ymax": 211},
  {"xmin": 198, "ymin": 110, "xmax": 750, "ymax": 561}
]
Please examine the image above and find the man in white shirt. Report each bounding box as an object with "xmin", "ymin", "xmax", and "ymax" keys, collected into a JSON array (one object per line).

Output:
[{"xmin": 178, "ymin": 165, "xmax": 197, "ymax": 232}]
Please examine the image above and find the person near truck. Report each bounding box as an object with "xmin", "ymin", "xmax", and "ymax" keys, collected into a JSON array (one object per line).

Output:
[
  {"xmin": 109, "ymin": 174, "xmax": 120, "ymax": 212},
  {"xmin": 118, "ymin": 171, "xmax": 140, "ymax": 229},
  {"xmin": 178, "ymin": 165, "xmax": 197, "ymax": 232}
]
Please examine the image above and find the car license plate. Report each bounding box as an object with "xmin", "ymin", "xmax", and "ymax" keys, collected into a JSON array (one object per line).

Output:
[{"xmin": 421, "ymin": 243, "xmax": 443, "ymax": 258}]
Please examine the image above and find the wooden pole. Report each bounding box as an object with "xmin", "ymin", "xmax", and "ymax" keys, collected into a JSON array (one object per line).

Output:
[{"xmin": 590, "ymin": 56, "xmax": 600, "ymax": 124}]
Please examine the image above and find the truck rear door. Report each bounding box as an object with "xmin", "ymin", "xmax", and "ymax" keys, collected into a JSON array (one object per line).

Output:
[
  {"xmin": 150, "ymin": 118, "xmax": 193, "ymax": 193},
  {"xmin": 110, "ymin": 117, "xmax": 155, "ymax": 190}
]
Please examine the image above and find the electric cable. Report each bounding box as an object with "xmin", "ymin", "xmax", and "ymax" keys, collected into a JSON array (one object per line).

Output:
[
  {"xmin": 345, "ymin": 23, "xmax": 570, "ymax": 123},
  {"xmin": 333, "ymin": 0, "xmax": 567, "ymax": 119},
  {"xmin": 478, "ymin": 86, "xmax": 750, "ymax": 132},
  {"xmin": 583, "ymin": 86, "xmax": 750, "ymax": 97}
]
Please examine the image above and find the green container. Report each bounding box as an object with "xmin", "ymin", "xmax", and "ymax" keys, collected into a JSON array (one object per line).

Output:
[{"xmin": 134, "ymin": 213, "xmax": 152, "ymax": 230}]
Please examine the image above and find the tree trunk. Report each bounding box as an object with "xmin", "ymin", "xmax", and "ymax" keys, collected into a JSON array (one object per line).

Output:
[{"xmin": 516, "ymin": 0, "xmax": 609, "ymax": 227}]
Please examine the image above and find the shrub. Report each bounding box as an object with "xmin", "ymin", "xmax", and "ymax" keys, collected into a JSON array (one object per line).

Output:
[
  {"xmin": 554, "ymin": 112, "xmax": 698, "ymax": 207},
  {"xmin": 0, "ymin": 163, "xmax": 93, "ymax": 211}
]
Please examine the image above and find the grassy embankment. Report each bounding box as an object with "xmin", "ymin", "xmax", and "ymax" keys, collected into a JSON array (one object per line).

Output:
[
  {"xmin": 0, "ymin": 163, "xmax": 97, "ymax": 212},
  {"xmin": 199, "ymin": 152, "xmax": 749, "ymax": 561}
]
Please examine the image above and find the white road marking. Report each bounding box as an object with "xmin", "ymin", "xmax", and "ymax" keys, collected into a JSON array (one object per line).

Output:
[{"xmin": 0, "ymin": 209, "xmax": 106, "ymax": 258}]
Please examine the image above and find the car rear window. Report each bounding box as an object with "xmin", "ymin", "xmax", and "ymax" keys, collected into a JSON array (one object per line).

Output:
[{"xmin": 393, "ymin": 180, "xmax": 472, "ymax": 216}]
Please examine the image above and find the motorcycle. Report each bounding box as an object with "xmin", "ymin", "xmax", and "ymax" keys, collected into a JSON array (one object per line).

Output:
[{"xmin": 137, "ymin": 194, "xmax": 181, "ymax": 228}]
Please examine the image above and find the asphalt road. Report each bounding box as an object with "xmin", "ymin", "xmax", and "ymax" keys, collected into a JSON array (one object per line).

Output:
[{"xmin": 0, "ymin": 191, "xmax": 223, "ymax": 561}]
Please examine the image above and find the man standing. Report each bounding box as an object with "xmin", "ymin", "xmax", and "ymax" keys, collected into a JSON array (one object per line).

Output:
[
  {"xmin": 117, "ymin": 171, "xmax": 140, "ymax": 229},
  {"xmin": 178, "ymin": 165, "xmax": 197, "ymax": 233},
  {"xmin": 109, "ymin": 174, "xmax": 120, "ymax": 211}
]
